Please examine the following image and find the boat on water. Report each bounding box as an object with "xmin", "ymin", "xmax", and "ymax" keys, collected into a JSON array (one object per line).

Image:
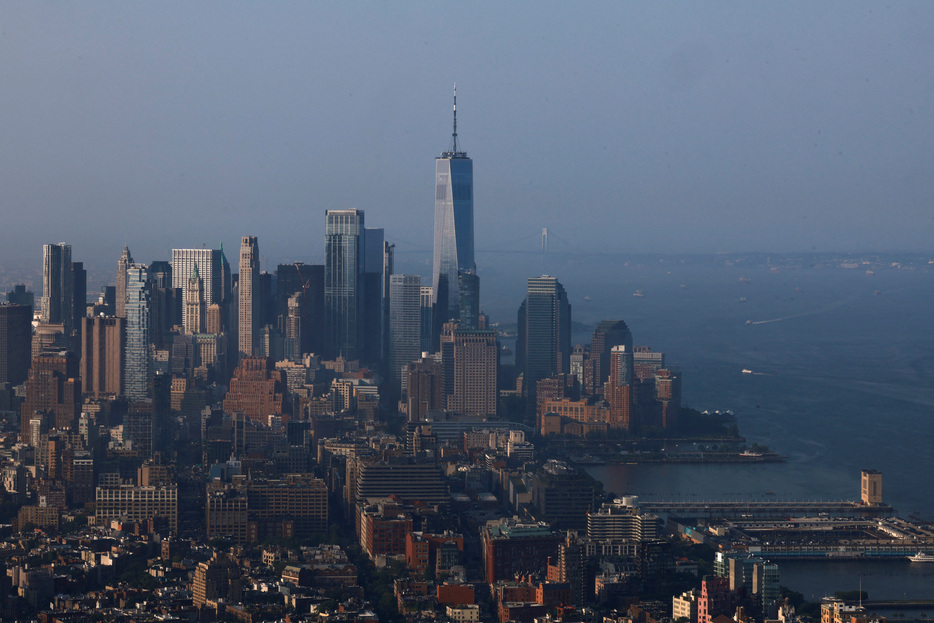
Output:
[
  {"xmin": 908, "ymin": 552, "xmax": 934, "ymax": 562},
  {"xmin": 632, "ymin": 290, "xmax": 644, "ymax": 298},
  {"xmin": 742, "ymin": 369, "xmax": 753, "ymax": 374}
]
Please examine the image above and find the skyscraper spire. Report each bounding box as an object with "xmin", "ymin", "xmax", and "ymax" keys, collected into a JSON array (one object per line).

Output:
[
  {"xmin": 444, "ymin": 83, "xmax": 465, "ymax": 158},
  {"xmin": 432, "ymin": 85, "xmax": 475, "ymax": 344},
  {"xmin": 452, "ymin": 82, "xmax": 458, "ymax": 154},
  {"xmin": 116, "ymin": 244, "xmax": 133, "ymax": 319}
]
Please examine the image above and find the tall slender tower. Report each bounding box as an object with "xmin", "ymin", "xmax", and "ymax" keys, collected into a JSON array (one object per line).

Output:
[
  {"xmin": 72, "ymin": 261, "xmax": 86, "ymax": 338},
  {"xmin": 517, "ymin": 275, "xmax": 571, "ymax": 407},
  {"xmin": 325, "ymin": 209, "xmax": 364, "ymax": 360},
  {"xmin": 80, "ymin": 316, "xmax": 125, "ymax": 397},
  {"xmin": 606, "ymin": 345, "xmax": 634, "ymax": 432},
  {"xmin": 116, "ymin": 245, "xmax": 133, "ymax": 319},
  {"xmin": 432, "ymin": 85, "xmax": 475, "ymax": 327},
  {"xmin": 389, "ymin": 274, "xmax": 422, "ymax": 388},
  {"xmin": 124, "ymin": 264, "xmax": 151, "ymax": 400},
  {"xmin": 238, "ymin": 236, "xmax": 259, "ymax": 360},
  {"xmin": 185, "ymin": 264, "xmax": 206, "ymax": 335},
  {"xmin": 40, "ymin": 243, "xmax": 74, "ymax": 334}
]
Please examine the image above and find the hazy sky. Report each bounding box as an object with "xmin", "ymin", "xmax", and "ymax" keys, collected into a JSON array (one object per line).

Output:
[{"xmin": 2, "ymin": 2, "xmax": 933, "ymax": 278}]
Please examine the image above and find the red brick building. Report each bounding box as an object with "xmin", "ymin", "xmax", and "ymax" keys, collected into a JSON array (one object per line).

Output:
[{"xmin": 223, "ymin": 356, "xmax": 286, "ymax": 423}]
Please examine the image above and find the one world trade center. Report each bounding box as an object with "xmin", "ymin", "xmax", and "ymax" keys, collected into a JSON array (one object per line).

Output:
[{"xmin": 431, "ymin": 85, "xmax": 475, "ymax": 334}]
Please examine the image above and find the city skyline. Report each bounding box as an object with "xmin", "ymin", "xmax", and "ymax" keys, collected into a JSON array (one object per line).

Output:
[
  {"xmin": 3, "ymin": 5, "xmax": 934, "ymax": 611},
  {"xmin": 2, "ymin": 3, "xmax": 934, "ymax": 276}
]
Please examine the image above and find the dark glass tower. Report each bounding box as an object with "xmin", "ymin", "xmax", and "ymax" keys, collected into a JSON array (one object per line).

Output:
[
  {"xmin": 0, "ymin": 304, "xmax": 32, "ymax": 386},
  {"xmin": 325, "ymin": 209, "xmax": 364, "ymax": 360},
  {"xmin": 432, "ymin": 85, "xmax": 474, "ymax": 326},
  {"xmin": 388, "ymin": 274, "xmax": 422, "ymax": 389},
  {"xmin": 517, "ymin": 275, "xmax": 571, "ymax": 407}
]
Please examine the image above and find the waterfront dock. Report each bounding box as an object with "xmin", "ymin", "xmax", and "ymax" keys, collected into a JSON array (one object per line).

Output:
[{"xmin": 639, "ymin": 499, "xmax": 894, "ymax": 520}]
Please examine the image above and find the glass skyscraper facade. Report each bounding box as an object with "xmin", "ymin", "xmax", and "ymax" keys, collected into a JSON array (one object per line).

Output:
[
  {"xmin": 124, "ymin": 264, "xmax": 151, "ymax": 400},
  {"xmin": 325, "ymin": 209, "xmax": 363, "ymax": 360},
  {"xmin": 518, "ymin": 275, "xmax": 571, "ymax": 406},
  {"xmin": 389, "ymin": 274, "xmax": 422, "ymax": 387},
  {"xmin": 432, "ymin": 89, "xmax": 474, "ymax": 323}
]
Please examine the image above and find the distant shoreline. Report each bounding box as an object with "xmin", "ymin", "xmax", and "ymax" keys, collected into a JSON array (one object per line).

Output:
[{"xmin": 570, "ymin": 452, "xmax": 786, "ymax": 466}]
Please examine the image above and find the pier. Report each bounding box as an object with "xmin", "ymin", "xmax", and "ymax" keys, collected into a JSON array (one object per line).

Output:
[{"xmin": 638, "ymin": 500, "xmax": 894, "ymax": 520}]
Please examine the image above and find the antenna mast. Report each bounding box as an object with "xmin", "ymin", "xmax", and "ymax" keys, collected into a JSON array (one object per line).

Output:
[{"xmin": 452, "ymin": 83, "xmax": 458, "ymax": 153}]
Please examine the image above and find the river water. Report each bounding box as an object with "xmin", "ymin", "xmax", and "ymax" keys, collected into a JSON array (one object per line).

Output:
[{"xmin": 477, "ymin": 252, "xmax": 934, "ymax": 601}]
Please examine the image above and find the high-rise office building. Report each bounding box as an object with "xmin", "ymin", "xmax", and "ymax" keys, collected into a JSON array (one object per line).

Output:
[
  {"xmin": 222, "ymin": 356, "xmax": 285, "ymax": 424},
  {"xmin": 517, "ymin": 276, "xmax": 571, "ymax": 406},
  {"xmin": 405, "ymin": 357, "xmax": 443, "ymax": 422},
  {"xmin": 276, "ymin": 263, "xmax": 304, "ymax": 325},
  {"xmin": 457, "ymin": 271, "xmax": 480, "ymax": 330},
  {"xmin": 6, "ymin": 284, "xmax": 34, "ymax": 308},
  {"xmin": 31, "ymin": 323, "xmax": 68, "ymax": 358},
  {"xmin": 185, "ymin": 264, "xmax": 206, "ymax": 335},
  {"xmin": 277, "ymin": 263, "xmax": 324, "ymax": 356},
  {"xmin": 257, "ymin": 271, "xmax": 274, "ymax": 329},
  {"xmin": 590, "ymin": 320, "xmax": 633, "ymax": 393},
  {"xmin": 381, "ymin": 242, "xmax": 395, "ymax": 362},
  {"xmin": 325, "ymin": 209, "xmax": 364, "ymax": 360},
  {"xmin": 149, "ymin": 260, "xmax": 176, "ymax": 347},
  {"xmin": 80, "ymin": 316, "xmax": 125, "ymax": 397},
  {"xmin": 238, "ymin": 236, "xmax": 259, "ymax": 359},
  {"xmin": 72, "ymin": 261, "xmax": 86, "ymax": 337},
  {"xmin": 116, "ymin": 245, "xmax": 133, "ymax": 319},
  {"xmin": 420, "ymin": 286, "xmax": 434, "ymax": 354},
  {"xmin": 206, "ymin": 303, "xmax": 224, "ymax": 335},
  {"xmin": 124, "ymin": 265, "xmax": 152, "ymax": 400},
  {"xmin": 40, "ymin": 243, "xmax": 74, "ymax": 334},
  {"xmin": 21, "ymin": 351, "xmax": 80, "ymax": 444},
  {"xmin": 432, "ymin": 86, "xmax": 475, "ymax": 327},
  {"xmin": 0, "ymin": 304, "xmax": 32, "ymax": 386},
  {"xmin": 389, "ymin": 274, "xmax": 422, "ymax": 388},
  {"xmin": 606, "ymin": 345, "xmax": 634, "ymax": 431},
  {"xmin": 283, "ymin": 293, "xmax": 302, "ymax": 362},
  {"xmin": 447, "ymin": 328, "xmax": 498, "ymax": 417},
  {"xmin": 359, "ymin": 227, "xmax": 388, "ymax": 365},
  {"xmin": 219, "ymin": 243, "xmax": 232, "ymax": 305},
  {"xmin": 654, "ymin": 368, "xmax": 681, "ymax": 429},
  {"xmin": 632, "ymin": 345, "xmax": 663, "ymax": 382},
  {"xmin": 172, "ymin": 248, "xmax": 222, "ymax": 310}
]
